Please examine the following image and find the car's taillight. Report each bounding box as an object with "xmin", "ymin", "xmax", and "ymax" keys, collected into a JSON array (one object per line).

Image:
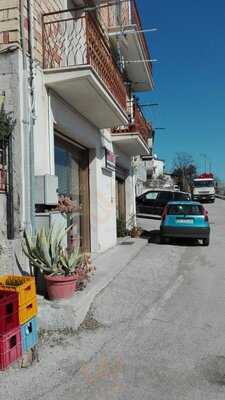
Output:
[{"xmin": 204, "ymin": 209, "xmax": 209, "ymax": 222}]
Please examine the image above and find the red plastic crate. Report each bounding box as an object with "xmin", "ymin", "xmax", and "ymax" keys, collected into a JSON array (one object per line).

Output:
[
  {"xmin": 0, "ymin": 275, "xmax": 36, "ymax": 307},
  {"xmin": 0, "ymin": 327, "xmax": 22, "ymax": 370},
  {"xmin": 0, "ymin": 290, "xmax": 19, "ymax": 335}
]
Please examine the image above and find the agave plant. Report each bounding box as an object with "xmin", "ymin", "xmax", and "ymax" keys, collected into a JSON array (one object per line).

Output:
[
  {"xmin": 22, "ymin": 223, "xmax": 81, "ymax": 276},
  {"xmin": 59, "ymin": 246, "xmax": 83, "ymax": 276}
]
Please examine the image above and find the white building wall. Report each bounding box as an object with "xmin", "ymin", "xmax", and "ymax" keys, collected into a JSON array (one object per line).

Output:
[
  {"xmin": 134, "ymin": 156, "xmax": 147, "ymax": 196},
  {"xmin": 33, "ymin": 69, "xmax": 118, "ymax": 253},
  {"xmin": 153, "ymin": 159, "xmax": 165, "ymax": 179}
]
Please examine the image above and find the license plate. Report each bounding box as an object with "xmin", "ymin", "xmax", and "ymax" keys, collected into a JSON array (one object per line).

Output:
[{"xmin": 176, "ymin": 219, "xmax": 194, "ymax": 224}]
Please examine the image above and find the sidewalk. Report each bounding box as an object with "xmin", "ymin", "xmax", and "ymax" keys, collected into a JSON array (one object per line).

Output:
[{"xmin": 37, "ymin": 237, "xmax": 148, "ymax": 331}]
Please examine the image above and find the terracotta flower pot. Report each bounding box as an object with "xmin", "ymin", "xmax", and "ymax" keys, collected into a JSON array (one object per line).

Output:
[
  {"xmin": 130, "ymin": 229, "xmax": 142, "ymax": 238},
  {"xmin": 44, "ymin": 274, "xmax": 79, "ymax": 300}
]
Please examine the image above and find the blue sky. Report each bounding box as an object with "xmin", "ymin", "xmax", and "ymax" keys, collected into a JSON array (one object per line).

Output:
[{"xmin": 137, "ymin": 0, "xmax": 225, "ymax": 182}]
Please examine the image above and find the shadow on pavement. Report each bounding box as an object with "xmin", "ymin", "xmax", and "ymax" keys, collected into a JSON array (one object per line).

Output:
[{"xmin": 143, "ymin": 229, "xmax": 202, "ymax": 247}]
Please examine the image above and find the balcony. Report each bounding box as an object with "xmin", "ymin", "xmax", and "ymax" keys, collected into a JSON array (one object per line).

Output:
[
  {"xmin": 43, "ymin": 10, "xmax": 128, "ymax": 129},
  {"xmin": 111, "ymin": 102, "xmax": 152, "ymax": 156},
  {"xmin": 105, "ymin": 0, "xmax": 154, "ymax": 92}
]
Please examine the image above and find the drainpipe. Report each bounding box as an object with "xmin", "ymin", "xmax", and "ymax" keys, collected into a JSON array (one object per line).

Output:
[
  {"xmin": 19, "ymin": 0, "xmax": 30, "ymax": 233},
  {"xmin": 27, "ymin": 0, "xmax": 36, "ymax": 234}
]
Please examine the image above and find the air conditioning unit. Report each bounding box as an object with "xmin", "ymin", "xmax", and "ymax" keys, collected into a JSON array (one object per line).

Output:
[{"xmin": 35, "ymin": 175, "xmax": 58, "ymax": 205}]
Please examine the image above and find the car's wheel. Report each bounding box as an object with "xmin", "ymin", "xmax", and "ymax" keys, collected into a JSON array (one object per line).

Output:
[{"xmin": 202, "ymin": 237, "xmax": 210, "ymax": 246}]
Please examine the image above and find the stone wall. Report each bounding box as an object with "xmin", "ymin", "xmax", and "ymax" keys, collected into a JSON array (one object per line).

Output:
[{"xmin": 0, "ymin": 50, "xmax": 29, "ymax": 275}]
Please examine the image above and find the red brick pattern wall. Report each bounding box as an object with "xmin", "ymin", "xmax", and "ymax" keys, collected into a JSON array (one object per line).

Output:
[
  {"xmin": 0, "ymin": 0, "xmax": 20, "ymax": 49},
  {"xmin": 0, "ymin": 0, "xmax": 65, "ymax": 58},
  {"xmin": 24, "ymin": 0, "xmax": 65, "ymax": 63}
]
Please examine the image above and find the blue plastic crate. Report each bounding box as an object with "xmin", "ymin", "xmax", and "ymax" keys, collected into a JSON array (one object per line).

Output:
[{"xmin": 21, "ymin": 317, "xmax": 38, "ymax": 352}]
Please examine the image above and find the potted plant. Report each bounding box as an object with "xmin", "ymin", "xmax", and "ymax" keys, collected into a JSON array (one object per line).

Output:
[
  {"xmin": 22, "ymin": 224, "xmax": 83, "ymax": 300},
  {"xmin": 76, "ymin": 253, "xmax": 96, "ymax": 291},
  {"xmin": 55, "ymin": 195, "xmax": 82, "ymax": 250},
  {"xmin": 129, "ymin": 226, "xmax": 143, "ymax": 238},
  {"xmin": 127, "ymin": 213, "xmax": 143, "ymax": 238}
]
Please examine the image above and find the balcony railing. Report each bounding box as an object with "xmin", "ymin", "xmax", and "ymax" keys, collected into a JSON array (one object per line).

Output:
[
  {"xmin": 112, "ymin": 102, "xmax": 152, "ymax": 145},
  {"xmin": 43, "ymin": 10, "xmax": 128, "ymax": 113}
]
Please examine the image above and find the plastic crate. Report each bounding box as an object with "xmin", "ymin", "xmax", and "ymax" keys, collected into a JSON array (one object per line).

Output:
[
  {"xmin": 19, "ymin": 297, "xmax": 38, "ymax": 325},
  {"xmin": 21, "ymin": 317, "xmax": 38, "ymax": 352},
  {"xmin": 0, "ymin": 326, "xmax": 22, "ymax": 370},
  {"xmin": 0, "ymin": 290, "xmax": 19, "ymax": 335},
  {"xmin": 0, "ymin": 275, "xmax": 36, "ymax": 306}
]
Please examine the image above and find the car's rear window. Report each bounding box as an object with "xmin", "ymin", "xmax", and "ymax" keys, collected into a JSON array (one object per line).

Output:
[
  {"xmin": 145, "ymin": 192, "xmax": 159, "ymax": 200},
  {"xmin": 173, "ymin": 192, "xmax": 190, "ymax": 201},
  {"xmin": 167, "ymin": 204, "xmax": 204, "ymax": 215}
]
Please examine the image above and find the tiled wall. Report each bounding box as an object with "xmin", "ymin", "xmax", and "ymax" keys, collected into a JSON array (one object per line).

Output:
[
  {"xmin": 0, "ymin": 0, "xmax": 130, "ymax": 63},
  {"xmin": 0, "ymin": 0, "xmax": 20, "ymax": 49},
  {"xmin": 0, "ymin": 0, "xmax": 65, "ymax": 58}
]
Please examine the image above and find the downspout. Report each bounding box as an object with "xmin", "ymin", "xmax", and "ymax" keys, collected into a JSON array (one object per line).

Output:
[
  {"xmin": 19, "ymin": 0, "xmax": 32, "ymax": 234},
  {"xmin": 19, "ymin": 0, "xmax": 29, "ymax": 232},
  {"xmin": 27, "ymin": 0, "xmax": 36, "ymax": 234},
  {"xmin": 7, "ymin": 132, "xmax": 14, "ymax": 239}
]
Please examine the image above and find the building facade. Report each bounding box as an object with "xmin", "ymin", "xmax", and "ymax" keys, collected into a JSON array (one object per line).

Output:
[{"xmin": 0, "ymin": 0, "xmax": 154, "ymax": 272}]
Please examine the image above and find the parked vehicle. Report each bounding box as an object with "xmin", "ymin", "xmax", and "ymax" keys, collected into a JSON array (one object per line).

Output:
[
  {"xmin": 136, "ymin": 190, "xmax": 190, "ymax": 216},
  {"xmin": 192, "ymin": 173, "xmax": 215, "ymax": 203},
  {"xmin": 160, "ymin": 201, "xmax": 210, "ymax": 246}
]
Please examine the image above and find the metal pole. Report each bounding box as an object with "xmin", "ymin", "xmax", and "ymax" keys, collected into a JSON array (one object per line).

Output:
[{"xmin": 7, "ymin": 135, "xmax": 14, "ymax": 239}]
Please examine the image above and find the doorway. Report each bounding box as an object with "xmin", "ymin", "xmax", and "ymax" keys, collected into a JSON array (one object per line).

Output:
[{"xmin": 116, "ymin": 177, "xmax": 126, "ymax": 220}]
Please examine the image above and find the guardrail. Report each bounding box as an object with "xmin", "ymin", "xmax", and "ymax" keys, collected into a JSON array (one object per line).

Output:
[{"xmin": 216, "ymin": 194, "xmax": 225, "ymax": 200}]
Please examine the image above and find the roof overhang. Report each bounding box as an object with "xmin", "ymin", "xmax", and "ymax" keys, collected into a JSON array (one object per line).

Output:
[{"xmin": 111, "ymin": 132, "xmax": 150, "ymax": 156}]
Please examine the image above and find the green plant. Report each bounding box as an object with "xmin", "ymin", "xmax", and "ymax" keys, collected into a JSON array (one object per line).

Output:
[
  {"xmin": 55, "ymin": 196, "xmax": 81, "ymax": 214},
  {"xmin": 116, "ymin": 216, "xmax": 127, "ymax": 237},
  {"xmin": 127, "ymin": 213, "xmax": 143, "ymax": 237},
  {"xmin": 22, "ymin": 224, "xmax": 82, "ymax": 276},
  {"xmin": 0, "ymin": 104, "xmax": 16, "ymax": 143}
]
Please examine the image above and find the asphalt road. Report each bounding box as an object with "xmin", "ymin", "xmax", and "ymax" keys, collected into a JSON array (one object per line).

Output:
[{"xmin": 2, "ymin": 199, "xmax": 225, "ymax": 400}]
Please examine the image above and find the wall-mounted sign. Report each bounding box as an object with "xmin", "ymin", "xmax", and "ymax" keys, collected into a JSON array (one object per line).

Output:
[{"xmin": 105, "ymin": 149, "xmax": 116, "ymax": 171}]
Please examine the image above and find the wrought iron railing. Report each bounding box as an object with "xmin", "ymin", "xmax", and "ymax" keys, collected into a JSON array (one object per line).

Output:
[
  {"xmin": 43, "ymin": 10, "xmax": 128, "ymax": 113},
  {"xmin": 112, "ymin": 101, "xmax": 152, "ymax": 145}
]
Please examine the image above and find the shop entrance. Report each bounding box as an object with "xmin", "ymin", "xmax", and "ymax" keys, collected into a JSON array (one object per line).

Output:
[
  {"xmin": 54, "ymin": 133, "xmax": 90, "ymax": 252},
  {"xmin": 116, "ymin": 177, "xmax": 126, "ymax": 220}
]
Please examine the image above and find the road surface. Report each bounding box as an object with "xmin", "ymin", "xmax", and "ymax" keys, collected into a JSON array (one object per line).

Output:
[{"xmin": 2, "ymin": 199, "xmax": 225, "ymax": 400}]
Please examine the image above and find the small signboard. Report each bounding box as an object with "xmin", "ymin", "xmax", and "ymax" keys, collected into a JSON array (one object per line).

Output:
[{"xmin": 105, "ymin": 149, "xmax": 116, "ymax": 171}]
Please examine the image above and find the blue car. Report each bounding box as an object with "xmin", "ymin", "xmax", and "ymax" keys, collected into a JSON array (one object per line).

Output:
[{"xmin": 160, "ymin": 201, "xmax": 210, "ymax": 246}]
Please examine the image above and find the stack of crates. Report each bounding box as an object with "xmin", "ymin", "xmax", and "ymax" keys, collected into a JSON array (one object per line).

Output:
[{"xmin": 0, "ymin": 275, "xmax": 38, "ymax": 370}]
